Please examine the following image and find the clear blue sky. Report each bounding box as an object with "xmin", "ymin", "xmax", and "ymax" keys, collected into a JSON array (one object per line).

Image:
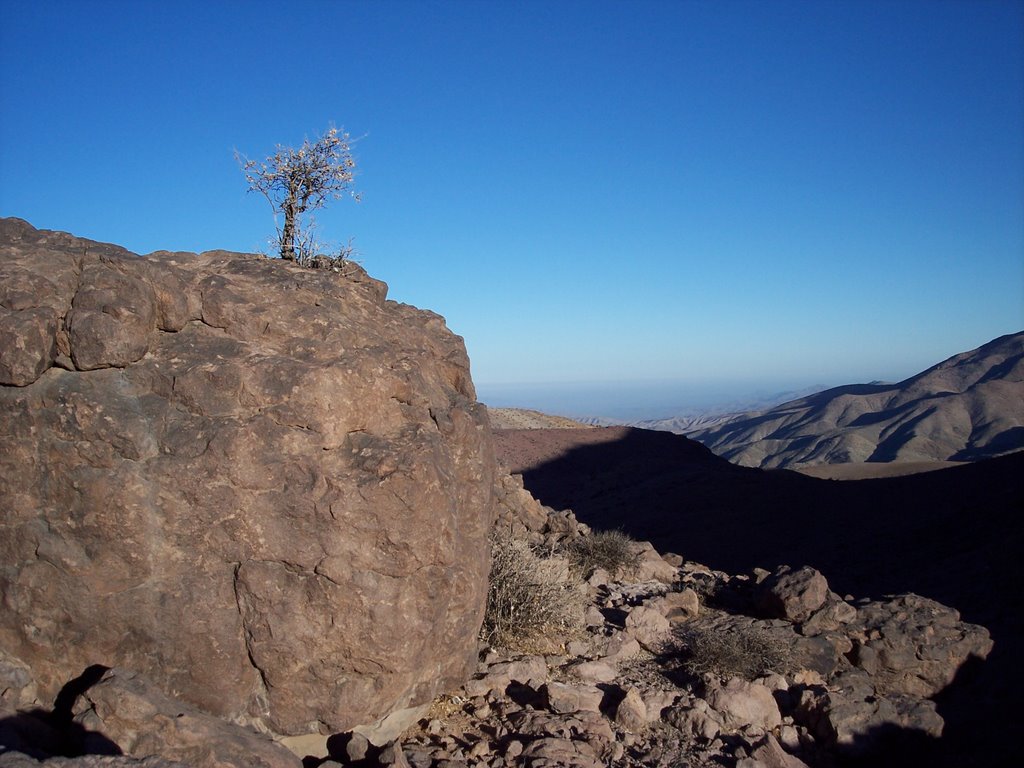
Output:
[{"xmin": 2, "ymin": 0, "xmax": 1022, "ymax": 417}]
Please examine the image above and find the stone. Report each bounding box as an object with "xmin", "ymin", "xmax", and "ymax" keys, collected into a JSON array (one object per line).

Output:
[
  {"xmin": 68, "ymin": 667, "xmax": 300, "ymax": 767},
  {"xmin": 352, "ymin": 704, "xmax": 430, "ymax": 747},
  {"xmin": 661, "ymin": 552, "xmax": 684, "ymax": 567},
  {"xmin": 630, "ymin": 541, "xmax": 678, "ymax": 583},
  {"xmin": 377, "ymin": 741, "xmax": 412, "ymax": 767},
  {"xmin": 624, "ymin": 605, "xmax": 671, "ymax": 651},
  {"xmin": 466, "ymin": 655, "xmax": 549, "ymax": 698},
  {"xmin": 493, "ymin": 473, "xmax": 549, "ymax": 534},
  {"xmin": 543, "ymin": 681, "xmax": 604, "ymax": 714},
  {"xmin": 568, "ymin": 660, "xmax": 618, "ymax": 684},
  {"xmin": 795, "ymin": 670, "xmax": 944, "ymax": 757},
  {"xmin": 664, "ymin": 698, "xmax": 722, "ymax": 742},
  {"xmin": 279, "ymin": 732, "xmax": 329, "ymax": 758},
  {"xmin": 741, "ymin": 733, "xmax": 811, "ymax": 768},
  {"xmin": 845, "ymin": 593, "xmax": 993, "ymax": 697},
  {"xmin": 0, "ymin": 219, "xmax": 496, "ymax": 738},
  {"xmin": 0, "ymin": 649, "xmax": 39, "ymax": 711},
  {"xmin": 706, "ymin": 678, "xmax": 782, "ymax": 733},
  {"xmin": 641, "ymin": 688, "xmax": 678, "ymax": 722},
  {"xmin": 593, "ymin": 632, "xmax": 641, "ymax": 664},
  {"xmin": 344, "ymin": 732, "xmax": 371, "ymax": 761},
  {"xmin": 799, "ymin": 594, "xmax": 857, "ymax": 636},
  {"xmin": 755, "ymin": 566, "xmax": 829, "ymax": 623},
  {"xmin": 613, "ymin": 687, "xmax": 647, "ymax": 732},
  {"xmin": 648, "ymin": 588, "xmax": 700, "ymax": 621},
  {"xmin": 745, "ymin": 734, "xmax": 811, "ymax": 768},
  {"xmin": 519, "ymin": 737, "xmax": 602, "ymax": 768}
]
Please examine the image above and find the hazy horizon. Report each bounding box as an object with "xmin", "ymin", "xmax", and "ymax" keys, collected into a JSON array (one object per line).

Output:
[
  {"xmin": 478, "ymin": 377, "xmax": 834, "ymax": 421},
  {"xmin": 476, "ymin": 326, "xmax": 1024, "ymax": 420}
]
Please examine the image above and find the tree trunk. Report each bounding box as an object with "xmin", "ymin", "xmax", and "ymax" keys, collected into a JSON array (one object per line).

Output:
[{"xmin": 280, "ymin": 198, "xmax": 297, "ymax": 261}]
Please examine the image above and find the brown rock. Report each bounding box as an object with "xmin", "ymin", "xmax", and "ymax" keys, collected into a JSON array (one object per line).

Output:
[
  {"xmin": 756, "ymin": 566, "xmax": 829, "ymax": 623},
  {"xmin": 593, "ymin": 632, "xmax": 641, "ymax": 664},
  {"xmin": 741, "ymin": 734, "xmax": 811, "ymax": 768},
  {"xmin": 494, "ymin": 472, "xmax": 550, "ymax": 535},
  {"xmin": 613, "ymin": 687, "xmax": 647, "ymax": 732},
  {"xmin": 624, "ymin": 605, "xmax": 671, "ymax": 651},
  {"xmin": 70, "ymin": 668, "xmax": 299, "ymax": 768},
  {"xmin": 0, "ymin": 306, "xmax": 59, "ymax": 386},
  {"xmin": 519, "ymin": 737, "xmax": 602, "ymax": 768},
  {"xmin": 544, "ymin": 681, "xmax": 604, "ymax": 714},
  {"xmin": 795, "ymin": 670, "xmax": 944, "ymax": 756},
  {"xmin": 664, "ymin": 698, "xmax": 722, "ymax": 741},
  {"xmin": 568, "ymin": 660, "xmax": 618, "ymax": 684},
  {"xmin": 0, "ymin": 649, "xmax": 39, "ymax": 711},
  {"xmin": 846, "ymin": 593, "xmax": 993, "ymax": 697},
  {"xmin": 649, "ymin": 588, "xmax": 700, "ymax": 621},
  {"xmin": 631, "ymin": 540, "xmax": 678, "ymax": 582},
  {"xmin": 706, "ymin": 678, "xmax": 782, "ymax": 734},
  {"xmin": 0, "ymin": 219, "xmax": 496, "ymax": 738}
]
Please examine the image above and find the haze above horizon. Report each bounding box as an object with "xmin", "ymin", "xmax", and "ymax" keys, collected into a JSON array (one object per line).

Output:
[{"xmin": 2, "ymin": 0, "xmax": 1021, "ymax": 418}]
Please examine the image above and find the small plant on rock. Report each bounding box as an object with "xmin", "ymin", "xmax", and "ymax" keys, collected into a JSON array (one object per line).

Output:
[
  {"xmin": 482, "ymin": 528, "xmax": 586, "ymax": 651},
  {"xmin": 674, "ymin": 626, "xmax": 792, "ymax": 680},
  {"xmin": 565, "ymin": 529, "xmax": 641, "ymax": 579}
]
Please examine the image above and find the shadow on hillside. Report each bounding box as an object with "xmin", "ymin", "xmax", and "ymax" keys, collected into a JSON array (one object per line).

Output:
[{"xmin": 514, "ymin": 428, "xmax": 1024, "ymax": 767}]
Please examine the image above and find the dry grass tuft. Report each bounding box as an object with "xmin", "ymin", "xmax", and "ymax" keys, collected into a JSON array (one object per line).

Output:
[
  {"xmin": 674, "ymin": 626, "xmax": 792, "ymax": 680},
  {"xmin": 565, "ymin": 529, "xmax": 641, "ymax": 579},
  {"xmin": 482, "ymin": 529, "xmax": 586, "ymax": 651}
]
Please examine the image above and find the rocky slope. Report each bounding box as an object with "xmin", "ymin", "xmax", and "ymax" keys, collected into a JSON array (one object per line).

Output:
[
  {"xmin": 1, "ymin": 484, "xmax": 995, "ymax": 768},
  {"xmin": 688, "ymin": 332, "xmax": 1024, "ymax": 468},
  {"xmin": 0, "ymin": 218, "xmax": 495, "ymax": 752},
  {"xmin": 486, "ymin": 408, "xmax": 592, "ymax": 430},
  {"xmin": 494, "ymin": 425, "xmax": 1023, "ymax": 766}
]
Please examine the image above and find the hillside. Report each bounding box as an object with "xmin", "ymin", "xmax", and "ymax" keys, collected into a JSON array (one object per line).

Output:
[
  {"xmin": 487, "ymin": 407, "xmax": 593, "ymax": 430},
  {"xmin": 689, "ymin": 332, "xmax": 1024, "ymax": 468}
]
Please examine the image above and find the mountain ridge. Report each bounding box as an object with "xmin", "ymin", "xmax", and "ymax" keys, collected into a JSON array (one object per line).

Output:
[{"xmin": 688, "ymin": 332, "xmax": 1024, "ymax": 468}]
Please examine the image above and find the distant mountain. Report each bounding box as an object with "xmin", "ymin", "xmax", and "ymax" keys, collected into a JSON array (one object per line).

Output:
[{"xmin": 690, "ymin": 332, "xmax": 1024, "ymax": 468}]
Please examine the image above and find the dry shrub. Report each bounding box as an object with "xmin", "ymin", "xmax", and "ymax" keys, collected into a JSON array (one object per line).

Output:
[
  {"xmin": 482, "ymin": 529, "xmax": 586, "ymax": 651},
  {"xmin": 676, "ymin": 626, "xmax": 792, "ymax": 680},
  {"xmin": 566, "ymin": 529, "xmax": 641, "ymax": 579}
]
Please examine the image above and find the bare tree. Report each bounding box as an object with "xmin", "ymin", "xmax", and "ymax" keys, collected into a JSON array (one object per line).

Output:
[{"xmin": 236, "ymin": 127, "xmax": 360, "ymax": 263}]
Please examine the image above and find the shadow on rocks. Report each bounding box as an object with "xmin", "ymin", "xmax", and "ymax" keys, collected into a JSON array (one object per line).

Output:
[{"xmin": 0, "ymin": 664, "xmax": 122, "ymax": 759}]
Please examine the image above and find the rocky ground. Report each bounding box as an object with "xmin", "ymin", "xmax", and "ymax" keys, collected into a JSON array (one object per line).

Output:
[
  {"xmin": 0, "ymin": 474, "xmax": 995, "ymax": 768},
  {"xmin": 319, "ymin": 480, "xmax": 992, "ymax": 768}
]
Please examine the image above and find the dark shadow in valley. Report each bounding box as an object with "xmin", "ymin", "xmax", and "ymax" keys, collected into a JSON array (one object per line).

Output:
[{"xmin": 507, "ymin": 428, "xmax": 1024, "ymax": 767}]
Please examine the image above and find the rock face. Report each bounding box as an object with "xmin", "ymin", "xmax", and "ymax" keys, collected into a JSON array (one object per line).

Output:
[{"xmin": 0, "ymin": 219, "xmax": 495, "ymax": 739}]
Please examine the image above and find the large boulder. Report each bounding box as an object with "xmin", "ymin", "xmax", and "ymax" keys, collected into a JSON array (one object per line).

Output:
[{"xmin": 0, "ymin": 219, "xmax": 496, "ymax": 740}]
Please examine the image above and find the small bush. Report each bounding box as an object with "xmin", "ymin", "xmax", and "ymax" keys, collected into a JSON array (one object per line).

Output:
[
  {"xmin": 565, "ymin": 529, "xmax": 641, "ymax": 579},
  {"xmin": 482, "ymin": 529, "xmax": 586, "ymax": 651},
  {"xmin": 675, "ymin": 626, "xmax": 792, "ymax": 680}
]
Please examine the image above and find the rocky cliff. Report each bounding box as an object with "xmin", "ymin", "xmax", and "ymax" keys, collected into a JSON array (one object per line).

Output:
[{"xmin": 0, "ymin": 219, "xmax": 495, "ymax": 743}]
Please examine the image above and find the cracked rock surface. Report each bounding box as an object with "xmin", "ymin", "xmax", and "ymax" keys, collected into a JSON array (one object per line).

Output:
[{"xmin": 0, "ymin": 218, "xmax": 495, "ymax": 738}]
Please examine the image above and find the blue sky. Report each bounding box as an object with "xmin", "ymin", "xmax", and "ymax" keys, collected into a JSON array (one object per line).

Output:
[{"xmin": 2, "ymin": 0, "xmax": 1022, "ymax": 418}]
